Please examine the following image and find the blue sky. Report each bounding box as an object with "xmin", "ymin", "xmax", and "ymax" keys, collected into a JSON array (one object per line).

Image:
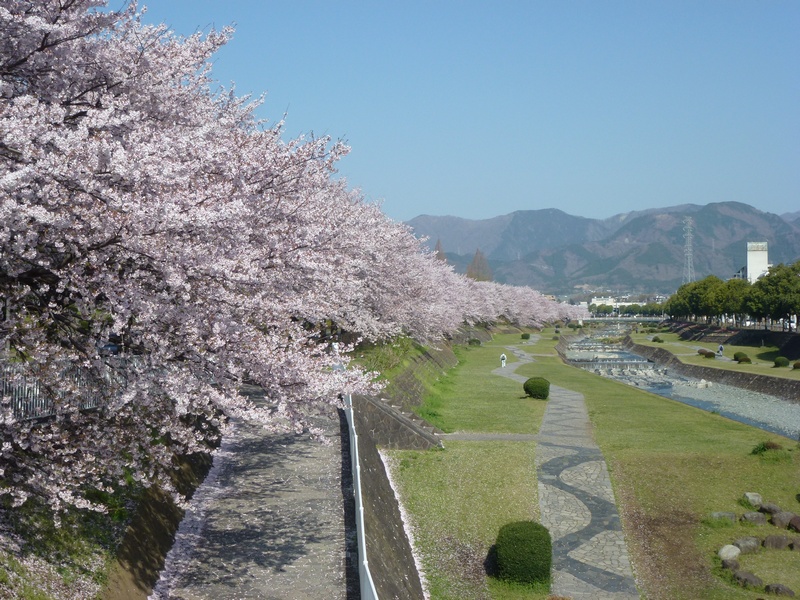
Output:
[{"xmin": 136, "ymin": 1, "xmax": 799, "ymax": 223}]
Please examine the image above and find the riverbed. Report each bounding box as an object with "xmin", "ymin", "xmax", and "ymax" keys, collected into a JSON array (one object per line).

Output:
[{"xmin": 571, "ymin": 343, "xmax": 800, "ymax": 440}]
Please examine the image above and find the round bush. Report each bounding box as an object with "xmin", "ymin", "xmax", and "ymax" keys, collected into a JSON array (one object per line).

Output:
[
  {"xmin": 733, "ymin": 351, "xmax": 747, "ymax": 362},
  {"xmin": 738, "ymin": 356, "xmax": 752, "ymax": 364},
  {"xmin": 703, "ymin": 351, "xmax": 716, "ymax": 359},
  {"xmin": 552, "ymin": 335, "xmax": 559, "ymax": 340},
  {"xmin": 496, "ymin": 521, "xmax": 552, "ymax": 585},
  {"xmin": 523, "ymin": 377, "xmax": 550, "ymax": 399},
  {"xmin": 774, "ymin": 356, "xmax": 790, "ymax": 368},
  {"xmin": 794, "ymin": 361, "xmax": 800, "ymax": 370},
  {"xmin": 467, "ymin": 338, "xmax": 482, "ymax": 346},
  {"xmin": 521, "ymin": 333, "xmax": 531, "ymax": 340}
]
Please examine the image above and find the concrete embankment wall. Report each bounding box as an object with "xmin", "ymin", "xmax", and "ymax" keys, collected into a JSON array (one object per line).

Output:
[
  {"xmin": 352, "ymin": 405, "xmax": 426, "ymax": 600},
  {"xmin": 354, "ymin": 394, "xmax": 442, "ymax": 450},
  {"xmin": 352, "ymin": 341, "xmax": 460, "ymax": 599},
  {"xmin": 622, "ymin": 337, "xmax": 800, "ymax": 404},
  {"xmin": 555, "ymin": 333, "xmax": 799, "ymax": 403}
]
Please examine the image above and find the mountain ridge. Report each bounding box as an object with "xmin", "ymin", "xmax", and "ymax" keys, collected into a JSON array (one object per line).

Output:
[{"xmin": 407, "ymin": 202, "xmax": 800, "ymax": 295}]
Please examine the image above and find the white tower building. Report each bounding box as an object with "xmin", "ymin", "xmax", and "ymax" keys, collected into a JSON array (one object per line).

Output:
[{"xmin": 746, "ymin": 242, "xmax": 769, "ymax": 284}]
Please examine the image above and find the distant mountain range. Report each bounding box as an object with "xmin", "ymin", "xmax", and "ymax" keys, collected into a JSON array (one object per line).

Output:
[{"xmin": 407, "ymin": 202, "xmax": 800, "ymax": 295}]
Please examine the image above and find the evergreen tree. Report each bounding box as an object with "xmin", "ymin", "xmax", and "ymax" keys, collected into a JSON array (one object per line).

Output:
[
  {"xmin": 434, "ymin": 239, "xmax": 447, "ymax": 262},
  {"xmin": 466, "ymin": 249, "xmax": 493, "ymax": 282}
]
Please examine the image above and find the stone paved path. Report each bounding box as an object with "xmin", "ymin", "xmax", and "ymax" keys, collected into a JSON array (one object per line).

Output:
[
  {"xmin": 151, "ymin": 393, "xmax": 356, "ymax": 600},
  {"xmin": 495, "ymin": 344, "xmax": 640, "ymax": 600}
]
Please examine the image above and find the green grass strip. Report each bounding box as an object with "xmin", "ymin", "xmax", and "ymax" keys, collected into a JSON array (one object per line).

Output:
[
  {"xmin": 413, "ymin": 341, "xmax": 546, "ymax": 434},
  {"xmin": 389, "ymin": 329, "xmax": 800, "ymax": 599},
  {"xmin": 516, "ymin": 350, "xmax": 800, "ymax": 600},
  {"xmin": 388, "ymin": 333, "xmax": 552, "ymax": 599}
]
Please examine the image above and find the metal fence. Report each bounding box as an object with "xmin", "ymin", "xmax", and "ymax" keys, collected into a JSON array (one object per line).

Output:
[{"xmin": 1, "ymin": 360, "xmax": 124, "ymax": 422}]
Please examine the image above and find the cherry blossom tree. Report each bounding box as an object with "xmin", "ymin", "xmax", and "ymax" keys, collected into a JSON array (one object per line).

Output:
[
  {"xmin": 1, "ymin": 0, "xmax": 585, "ymax": 514},
  {"xmin": 0, "ymin": 0, "xmax": 365, "ymax": 512}
]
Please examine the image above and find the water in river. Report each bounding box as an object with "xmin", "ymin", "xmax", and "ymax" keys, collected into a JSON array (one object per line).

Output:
[{"xmin": 567, "ymin": 337, "xmax": 799, "ymax": 440}]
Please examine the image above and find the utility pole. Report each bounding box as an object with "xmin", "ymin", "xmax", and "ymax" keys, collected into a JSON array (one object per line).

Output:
[{"xmin": 682, "ymin": 216, "xmax": 695, "ymax": 285}]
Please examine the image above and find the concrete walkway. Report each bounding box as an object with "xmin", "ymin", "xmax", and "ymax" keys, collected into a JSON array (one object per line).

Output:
[
  {"xmin": 150, "ymin": 394, "xmax": 357, "ymax": 600},
  {"xmin": 495, "ymin": 345, "xmax": 640, "ymax": 600}
]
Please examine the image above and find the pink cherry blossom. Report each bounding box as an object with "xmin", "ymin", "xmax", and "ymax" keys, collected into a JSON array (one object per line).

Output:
[{"xmin": 1, "ymin": 0, "xmax": 586, "ymax": 513}]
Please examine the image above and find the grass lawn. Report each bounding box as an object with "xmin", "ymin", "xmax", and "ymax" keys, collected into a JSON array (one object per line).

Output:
[
  {"xmin": 516, "ymin": 351, "xmax": 800, "ymax": 600},
  {"xmin": 630, "ymin": 331, "xmax": 800, "ymax": 380},
  {"xmin": 412, "ymin": 339, "xmax": 546, "ymax": 434},
  {"xmin": 386, "ymin": 441, "xmax": 542, "ymax": 600},
  {"xmin": 388, "ymin": 332, "xmax": 550, "ymax": 599},
  {"xmin": 387, "ymin": 329, "xmax": 800, "ymax": 600}
]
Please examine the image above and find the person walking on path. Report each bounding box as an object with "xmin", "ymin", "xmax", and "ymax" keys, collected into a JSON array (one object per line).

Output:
[{"xmin": 500, "ymin": 352, "xmax": 507, "ymax": 368}]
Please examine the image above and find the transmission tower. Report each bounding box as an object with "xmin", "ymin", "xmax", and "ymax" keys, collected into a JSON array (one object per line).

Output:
[{"xmin": 682, "ymin": 216, "xmax": 695, "ymax": 285}]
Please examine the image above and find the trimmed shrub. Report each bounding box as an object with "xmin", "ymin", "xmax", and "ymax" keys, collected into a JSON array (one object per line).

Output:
[
  {"xmin": 698, "ymin": 348, "xmax": 715, "ymax": 359},
  {"xmin": 523, "ymin": 377, "xmax": 550, "ymax": 399},
  {"xmin": 794, "ymin": 361, "xmax": 800, "ymax": 370},
  {"xmin": 703, "ymin": 351, "xmax": 716, "ymax": 359},
  {"xmin": 468, "ymin": 338, "xmax": 482, "ymax": 346},
  {"xmin": 738, "ymin": 356, "xmax": 752, "ymax": 364},
  {"xmin": 774, "ymin": 356, "xmax": 790, "ymax": 368},
  {"xmin": 552, "ymin": 335, "xmax": 559, "ymax": 340},
  {"xmin": 733, "ymin": 351, "xmax": 748, "ymax": 362},
  {"xmin": 652, "ymin": 335, "xmax": 663, "ymax": 343},
  {"xmin": 521, "ymin": 333, "xmax": 531, "ymax": 340},
  {"xmin": 496, "ymin": 521, "xmax": 552, "ymax": 585}
]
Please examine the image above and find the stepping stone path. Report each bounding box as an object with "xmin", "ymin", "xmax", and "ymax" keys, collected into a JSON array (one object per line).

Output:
[{"xmin": 495, "ymin": 344, "xmax": 640, "ymax": 600}]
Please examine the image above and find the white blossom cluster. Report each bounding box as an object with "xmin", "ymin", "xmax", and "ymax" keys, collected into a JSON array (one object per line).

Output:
[{"xmin": 0, "ymin": 1, "xmax": 587, "ymax": 514}]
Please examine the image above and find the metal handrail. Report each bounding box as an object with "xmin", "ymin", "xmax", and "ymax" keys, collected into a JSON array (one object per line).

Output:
[{"xmin": 343, "ymin": 392, "xmax": 379, "ymax": 600}]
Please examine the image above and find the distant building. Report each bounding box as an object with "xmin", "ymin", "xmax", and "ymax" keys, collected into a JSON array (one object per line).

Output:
[
  {"xmin": 590, "ymin": 296, "xmax": 616, "ymax": 307},
  {"xmin": 746, "ymin": 242, "xmax": 770, "ymax": 284},
  {"xmin": 731, "ymin": 242, "xmax": 771, "ymax": 283},
  {"xmin": 590, "ymin": 296, "xmax": 631, "ymax": 313}
]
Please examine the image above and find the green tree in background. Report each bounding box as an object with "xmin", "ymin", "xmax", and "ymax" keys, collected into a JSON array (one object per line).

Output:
[
  {"xmin": 664, "ymin": 260, "xmax": 800, "ymax": 330},
  {"xmin": 751, "ymin": 262, "xmax": 800, "ymax": 331},
  {"xmin": 466, "ymin": 248, "xmax": 493, "ymax": 282},
  {"xmin": 714, "ymin": 278, "xmax": 751, "ymax": 325},
  {"xmin": 434, "ymin": 239, "xmax": 447, "ymax": 262}
]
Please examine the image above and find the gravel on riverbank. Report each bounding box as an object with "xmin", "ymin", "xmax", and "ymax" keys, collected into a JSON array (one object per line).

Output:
[
  {"xmin": 669, "ymin": 379, "xmax": 800, "ymax": 440},
  {"xmin": 588, "ymin": 363, "xmax": 800, "ymax": 440}
]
